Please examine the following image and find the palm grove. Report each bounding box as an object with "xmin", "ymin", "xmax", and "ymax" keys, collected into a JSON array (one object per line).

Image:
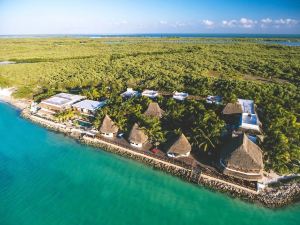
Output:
[{"xmin": 0, "ymin": 38, "xmax": 299, "ymax": 174}]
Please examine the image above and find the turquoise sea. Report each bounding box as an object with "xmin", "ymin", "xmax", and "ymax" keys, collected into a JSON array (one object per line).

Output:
[{"xmin": 0, "ymin": 102, "xmax": 299, "ymax": 225}]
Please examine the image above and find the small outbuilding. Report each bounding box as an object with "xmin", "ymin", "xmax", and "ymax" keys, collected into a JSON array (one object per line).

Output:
[
  {"xmin": 167, "ymin": 134, "xmax": 191, "ymax": 158},
  {"xmin": 173, "ymin": 91, "xmax": 189, "ymax": 101},
  {"xmin": 99, "ymin": 115, "xmax": 119, "ymax": 138},
  {"xmin": 143, "ymin": 102, "xmax": 164, "ymax": 119},
  {"xmin": 128, "ymin": 123, "xmax": 148, "ymax": 148},
  {"xmin": 206, "ymin": 95, "xmax": 222, "ymax": 105},
  {"xmin": 121, "ymin": 88, "xmax": 140, "ymax": 98},
  {"xmin": 219, "ymin": 133, "xmax": 264, "ymax": 181},
  {"xmin": 142, "ymin": 90, "xmax": 159, "ymax": 99}
]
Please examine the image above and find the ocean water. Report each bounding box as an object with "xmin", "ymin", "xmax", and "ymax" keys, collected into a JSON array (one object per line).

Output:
[{"xmin": 0, "ymin": 102, "xmax": 299, "ymax": 225}]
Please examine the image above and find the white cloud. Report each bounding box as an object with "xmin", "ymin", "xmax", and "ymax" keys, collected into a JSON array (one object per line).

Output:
[
  {"xmin": 239, "ymin": 18, "xmax": 257, "ymax": 28},
  {"xmin": 171, "ymin": 21, "xmax": 187, "ymax": 28},
  {"xmin": 259, "ymin": 18, "xmax": 298, "ymax": 28},
  {"xmin": 222, "ymin": 20, "xmax": 237, "ymax": 27},
  {"xmin": 159, "ymin": 20, "xmax": 168, "ymax": 25},
  {"xmin": 261, "ymin": 18, "xmax": 272, "ymax": 24},
  {"xmin": 260, "ymin": 18, "xmax": 272, "ymax": 28},
  {"xmin": 201, "ymin": 19, "xmax": 214, "ymax": 27},
  {"xmin": 274, "ymin": 18, "xmax": 298, "ymax": 26}
]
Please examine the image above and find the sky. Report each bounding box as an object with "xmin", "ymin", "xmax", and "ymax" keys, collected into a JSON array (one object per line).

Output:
[{"xmin": 0, "ymin": 0, "xmax": 299, "ymax": 35}]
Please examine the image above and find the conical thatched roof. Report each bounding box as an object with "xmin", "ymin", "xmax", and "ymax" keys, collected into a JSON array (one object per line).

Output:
[
  {"xmin": 167, "ymin": 134, "xmax": 191, "ymax": 155},
  {"xmin": 100, "ymin": 115, "xmax": 118, "ymax": 134},
  {"xmin": 143, "ymin": 102, "xmax": 164, "ymax": 118},
  {"xmin": 220, "ymin": 133, "xmax": 263, "ymax": 173},
  {"xmin": 222, "ymin": 103, "xmax": 243, "ymax": 115},
  {"xmin": 128, "ymin": 123, "xmax": 148, "ymax": 144}
]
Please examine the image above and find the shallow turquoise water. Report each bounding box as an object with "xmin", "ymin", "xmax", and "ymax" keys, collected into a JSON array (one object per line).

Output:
[{"xmin": 0, "ymin": 102, "xmax": 299, "ymax": 225}]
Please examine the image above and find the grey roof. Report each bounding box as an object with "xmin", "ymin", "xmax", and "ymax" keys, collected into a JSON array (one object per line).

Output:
[
  {"xmin": 100, "ymin": 115, "xmax": 119, "ymax": 134},
  {"xmin": 121, "ymin": 88, "xmax": 140, "ymax": 98},
  {"xmin": 173, "ymin": 92, "xmax": 189, "ymax": 101},
  {"xmin": 220, "ymin": 133, "xmax": 263, "ymax": 173},
  {"xmin": 143, "ymin": 102, "xmax": 164, "ymax": 118},
  {"xmin": 167, "ymin": 134, "xmax": 191, "ymax": 155},
  {"xmin": 41, "ymin": 93, "xmax": 86, "ymax": 107},
  {"xmin": 128, "ymin": 123, "xmax": 148, "ymax": 144},
  {"xmin": 72, "ymin": 100, "xmax": 105, "ymax": 111}
]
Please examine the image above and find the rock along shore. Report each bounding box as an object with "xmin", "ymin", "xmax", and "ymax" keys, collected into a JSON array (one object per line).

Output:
[{"xmin": 20, "ymin": 109, "xmax": 300, "ymax": 209}]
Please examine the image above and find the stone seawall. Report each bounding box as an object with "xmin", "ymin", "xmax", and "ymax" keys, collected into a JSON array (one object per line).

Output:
[{"xmin": 21, "ymin": 110, "xmax": 300, "ymax": 208}]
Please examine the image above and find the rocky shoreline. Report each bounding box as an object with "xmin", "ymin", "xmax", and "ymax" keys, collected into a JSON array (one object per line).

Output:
[{"xmin": 19, "ymin": 109, "xmax": 300, "ymax": 209}]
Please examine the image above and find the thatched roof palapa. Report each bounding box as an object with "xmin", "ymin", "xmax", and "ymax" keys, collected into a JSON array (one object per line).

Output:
[
  {"xmin": 128, "ymin": 123, "xmax": 148, "ymax": 144},
  {"xmin": 167, "ymin": 134, "xmax": 191, "ymax": 155},
  {"xmin": 220, "ymin": 133, "xmax": 263, "ymax": 173},
  {"xmin": 222, "ymin": 103, "xmax": 243, "ymax": 115},
  {"xmin": 143, "ymin": 102, "xmax": 165, "ymax": 118},
  {"xmin": 100, "ymin": 115, "xmax": 119, "ymax": 134}
]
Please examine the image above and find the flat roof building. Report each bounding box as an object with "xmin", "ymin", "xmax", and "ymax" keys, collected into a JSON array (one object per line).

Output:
[
  {"xmin": 72, "ymin": 100, "xmax": 106, "ymax": 115},
  {"xmin": 142, "ymin": 90, "xmax": 159, "ymax": 99},
  {"xmin": 39, "ymin": 93, "xmax": 86, "ymax": 113},
  {"xmin": 238, "ymin": 99, "xmax": 261, "ymax": 133},
  {"xmin": 206, "ymin": 95, "xmax": 222, "ymax": 105},
  {"xmin": 121, "ymin": 88, "xmax": 140, "ymax": 98},
  {"xmin": 222, "ymin": 99, "xmax": 261, "ymax": 133},
  {"xmin": 173, "ymin": 91, "xmax": 189, "ymax": 101}
]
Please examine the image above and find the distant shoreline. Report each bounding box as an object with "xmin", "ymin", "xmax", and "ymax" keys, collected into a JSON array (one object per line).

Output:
[{"xmin": 1, "ymin": 33, "xmax": 300, "ymax": 39}]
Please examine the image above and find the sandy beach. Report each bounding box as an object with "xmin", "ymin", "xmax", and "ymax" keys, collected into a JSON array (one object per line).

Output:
[{"xmin": 0, "ymin": 87, "xmax": 30, "ymax": 110}]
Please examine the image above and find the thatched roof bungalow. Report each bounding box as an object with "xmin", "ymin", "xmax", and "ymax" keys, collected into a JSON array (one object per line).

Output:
[
  {"xmin": 222, "ymin": 102, "xmax": 243, "ymax": 115},
  {"xmin": 220, "ymin": 133, "xmax": 264, "ymax": 181},
  {"xmin": 128, "ymin": 123, "xmax": 148, "ymax": 148},
  {"xmin": 99, "ymin": 115, "xmax": 119, "ymax": 138},
  {"xmin": 143, "ymin": 102, "xmax": 164, "ymax": 119},
  {"xmin": 167, "ymin": 134, "xmax": 191, "ymax": 158}
]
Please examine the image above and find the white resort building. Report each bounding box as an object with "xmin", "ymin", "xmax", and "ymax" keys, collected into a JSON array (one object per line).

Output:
[
  {"xmin": 173, "ymin": 91, "xmax": 189, "ymax": 101},
  {"xmin": 237, "ymin": 99, "xmax": 261, "ymax": 133},
  {"xmin": 39, "ymin": 93, "xmax": 86, "ymax": 114},
  {"xmin": 121, "ymin": 88, "xmax": 140, "ymax": 98},
  {"xmin": 142, "ymin": 90, "xmax": 159, "ymax": 99},
  {"xmin": 72, "ymin": 99, "xmax": 106, "ymax": 115},
  {"xmin": 206, "ymin": 95, "xmax": 222, "ymax": 105}
]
